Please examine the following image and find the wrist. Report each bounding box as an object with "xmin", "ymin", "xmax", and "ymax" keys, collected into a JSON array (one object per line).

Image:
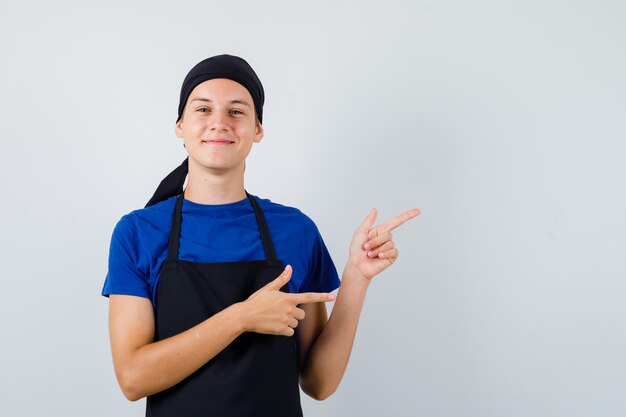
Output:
[
  {"xmin": 343, "ymin": 263, "xmax": 371, "ymax": 289},
  {"xmin": 225, "ymin": 301, "xmax": 249, "ymax": 335}
]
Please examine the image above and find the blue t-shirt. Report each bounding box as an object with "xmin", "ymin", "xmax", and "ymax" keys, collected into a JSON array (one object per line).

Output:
[{"xmin": 102, "ymin": 194, "xmax": 341, "ymax": 308}]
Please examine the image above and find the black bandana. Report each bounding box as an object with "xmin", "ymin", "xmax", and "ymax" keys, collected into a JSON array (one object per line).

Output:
[{"xmin": 176, "ymin": 54, "xmax": 264, "ymax": 124}]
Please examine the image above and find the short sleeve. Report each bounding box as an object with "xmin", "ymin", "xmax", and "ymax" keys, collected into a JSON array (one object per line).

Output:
[
  {"xmin": 101, "ymin": 215, "xmax": 151, "ymax": 300},
  {"xmin": 299, "ymin": 217, "xmax": 341, "ymax": 294}
]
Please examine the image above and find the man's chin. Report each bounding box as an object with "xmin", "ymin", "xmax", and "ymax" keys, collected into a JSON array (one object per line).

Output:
[{"xmin": 187, "ymin": 157, "xmax": 245, "ymax": 175}]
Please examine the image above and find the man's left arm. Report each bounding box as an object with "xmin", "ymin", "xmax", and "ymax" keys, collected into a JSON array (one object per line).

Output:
[{"xmin": 296, "ymin": 207, "xmax": 420, "ymax": 400}]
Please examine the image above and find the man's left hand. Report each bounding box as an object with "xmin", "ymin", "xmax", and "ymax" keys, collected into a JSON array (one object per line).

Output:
[{"xmin": 347, "ymin": 207, "xmax": 421, "ymax": 283}]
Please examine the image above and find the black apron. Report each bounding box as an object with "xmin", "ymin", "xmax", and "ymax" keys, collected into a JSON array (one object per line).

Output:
[{"xmin": 146, "ymin": 190, "xmax": 303, "ymax": 417}]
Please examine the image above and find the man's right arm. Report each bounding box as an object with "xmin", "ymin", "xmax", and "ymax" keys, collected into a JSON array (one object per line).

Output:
[
  {"xmin": 107, "ymin": 266, "xmax": 334, "ymax": 401},
  {"xmin": 108, "ymin": 294, "xmax": 246, "ymax": 401}
]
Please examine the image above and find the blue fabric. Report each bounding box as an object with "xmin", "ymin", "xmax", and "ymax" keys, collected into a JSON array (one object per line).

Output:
[{"xmin": 102, "ymin": 194, "xmax": 341, "ymax": 308}]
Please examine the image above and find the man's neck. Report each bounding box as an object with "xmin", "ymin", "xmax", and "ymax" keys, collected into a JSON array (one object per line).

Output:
[{"xmin": 183, "ymin": 159, "xmax": 247, "ymax": 205}]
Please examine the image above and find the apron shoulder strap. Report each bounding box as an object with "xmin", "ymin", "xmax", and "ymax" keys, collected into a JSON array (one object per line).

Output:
[
  {"xmin": 166, "ymin": 192, "xmax": 185, "ymax": 261},
  {"xmin": 246, "ymin": 191, "xmax": 278, "ymax": 261}
]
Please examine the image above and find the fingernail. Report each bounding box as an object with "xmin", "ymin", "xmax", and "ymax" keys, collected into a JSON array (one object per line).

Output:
[
  {"xmin": 367, "ymin": 251, "xmax": 374, "ymax": 257},
  {"xmin": 328, "ymin": 294, "xmax": 336, "ymax": 301},
  {"xmin": 379, "ymin": 252, "xmax": 385, "ymax": 258},
  {"xmin": 364, "ymin": 243, "xmax": 371, "ymax": 250}
]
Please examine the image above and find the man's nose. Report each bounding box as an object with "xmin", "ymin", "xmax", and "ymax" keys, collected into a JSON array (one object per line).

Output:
[{"xmin": 209, "ymin": 111, "xmax": 229, "ymax": 130}]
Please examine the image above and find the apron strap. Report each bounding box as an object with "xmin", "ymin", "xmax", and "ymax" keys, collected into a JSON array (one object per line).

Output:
[
  {"xmin": 246, "ymin": 191, "xmax": 277, "ymax": 260},
  {"xmin": 166, "ymin": 191, "xmax": 185, "ymax": 261},
  {"xmin": 166, "ymin": 189, "xmax": 278, "ymax": 262}
]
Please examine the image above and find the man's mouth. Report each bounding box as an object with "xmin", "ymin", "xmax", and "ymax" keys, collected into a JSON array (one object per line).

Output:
[{"xmin": 202, "ymin": 139, "xmax": 234, "ymax": 145}]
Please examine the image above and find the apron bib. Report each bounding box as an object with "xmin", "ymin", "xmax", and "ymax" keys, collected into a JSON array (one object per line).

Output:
[{"xmin": 146, "ymin": 191, "xmax": 303, "ymax": 417}]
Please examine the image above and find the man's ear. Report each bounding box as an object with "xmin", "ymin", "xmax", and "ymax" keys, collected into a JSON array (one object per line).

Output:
[
  {"xmin": 254, "ymin": 121, "xmax": 264, "ymax": 143},
  {"xmin": 175, "ymin": 118, "xmax": 184, "ymax": 138}
]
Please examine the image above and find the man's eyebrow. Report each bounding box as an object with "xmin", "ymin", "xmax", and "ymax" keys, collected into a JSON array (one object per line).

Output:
[{"xmin": 189, "ymin": 97, "xmax": 251, "ymax": 107}]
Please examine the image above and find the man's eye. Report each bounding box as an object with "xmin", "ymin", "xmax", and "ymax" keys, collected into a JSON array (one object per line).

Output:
[
  {"xmin": 230, "ymin": 109, "xmax": 244, "ymax": 115},
  {"xmin": 198, "ymin": 107, "xmax": 209, "ymax": 113}
]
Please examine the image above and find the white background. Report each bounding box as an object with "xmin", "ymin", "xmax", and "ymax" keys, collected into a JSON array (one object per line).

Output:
[{"xmin": 1, "ymin": 1, "xmax": 625, "ymax": 416}]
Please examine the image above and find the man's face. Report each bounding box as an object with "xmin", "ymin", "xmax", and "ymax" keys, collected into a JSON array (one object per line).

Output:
[{"xmin": 175, "ymin": 78, "xmax": 263, "ymax": 174}]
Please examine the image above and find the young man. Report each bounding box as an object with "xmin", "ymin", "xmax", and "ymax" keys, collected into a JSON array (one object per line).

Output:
[{"xmin": 102, "ymin": 54, "xmax": 419, "ymax": 416}]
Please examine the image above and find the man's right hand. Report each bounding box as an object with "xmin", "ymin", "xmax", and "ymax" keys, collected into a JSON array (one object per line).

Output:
[{"xmin": 239, "ymin": 265, "xmax": 336, "ymax": 336}]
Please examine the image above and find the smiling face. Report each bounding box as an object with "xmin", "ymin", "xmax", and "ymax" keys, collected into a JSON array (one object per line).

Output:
[{"xmin": 175, "ymin": 78, "xmax": 263, "ymax": 175}]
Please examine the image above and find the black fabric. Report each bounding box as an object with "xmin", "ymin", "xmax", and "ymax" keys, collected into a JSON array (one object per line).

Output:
[
  {"xmin": 146, "ymin": 190, "xmax": 303, "ymax": 417},
  {"xmin": 176, "ymin": 54, "xmax": 264, "ymax": 124},
  {"xmin": 145, "ymin": 158, "xmax": 189, "ymax": 208}
]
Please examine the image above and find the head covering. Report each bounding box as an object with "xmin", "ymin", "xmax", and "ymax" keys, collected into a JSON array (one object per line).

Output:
[
  {"xmin": 176, "ymin": 54, "xmax": 264, "ymax": 124},
  {"xmin": 145, "ymin": 54, "xmax": 263, "ymax": 208}
]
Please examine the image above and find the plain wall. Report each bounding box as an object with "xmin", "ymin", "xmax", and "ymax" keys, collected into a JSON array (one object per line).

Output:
[{"xmin": 1, "ymin": 0, "xmax": 625, "ymax": 416}]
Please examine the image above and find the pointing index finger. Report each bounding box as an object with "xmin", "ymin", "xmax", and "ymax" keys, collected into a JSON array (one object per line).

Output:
[
  {"xmin": 379, "ymin": 208, "xmax": 421, "ymax": 232},
  {"xmin": 291, "ymin": 292, "xmax": 336, "ymax": 304}
]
